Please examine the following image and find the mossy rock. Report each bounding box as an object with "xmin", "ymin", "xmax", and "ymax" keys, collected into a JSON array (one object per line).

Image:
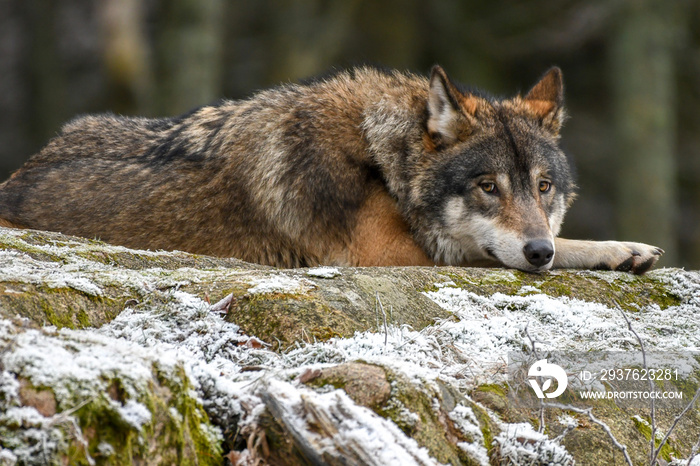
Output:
[
  {"xmin": 0, "ymin": 227, "xmax": 689, "ymax": 344},
  {"xmin": 1, "ymin": 226, "xmax": 699, "ymax": 465},
  {"xmin": 0, "ymin": 322, "xmax": 223, "ymax": 465},
  {"xmin": 300, "ymin": 361, "xmax": 495, "ymax": 465},
  {"xmin": 479, "ymin": 365, "xmax": 700, "ymax": 465}
]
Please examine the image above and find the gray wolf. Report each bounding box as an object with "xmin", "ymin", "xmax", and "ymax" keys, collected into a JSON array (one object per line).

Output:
[{"xmin": 0, "ymin": 66, "xmax": 663, "ymax": 273}]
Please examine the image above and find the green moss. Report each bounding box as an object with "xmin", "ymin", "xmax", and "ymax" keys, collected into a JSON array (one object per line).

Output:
[
  {"xmin": 64, "ymin": 395, "xmax": 143, "ymax": 465},
  {"xmin": 0, "ymin": 280, "xmax": 137, "ymax": 329},
  {"xmin": 433, "ymin": 272, "xmax": 474, "ymax": 291},
  {"xmin": 480, "ymin": 269, "xmax": 523, "ymax": 285},
  {"xmin": 309, "ymin": 326, "xmax": 343, "ymax": 341},
  {"xmin": 671, "ymin": 366, "xmax": 700, "ymax": 398},
  {"xmin": 0, "ymin": 234, "xmax": 65, "ymax": 263},
  {"xmin": 31, "ymin": 287, "xmax": 121, "ymax": 329},
  {"xmin": 471, "ymin": 383, "xmax": 511, "ymax": 420},
  {"xmin": 432, "ymin": 268, "xmax": 683, "ymax": 314},
  {"xmin": 309, "ymin": 376, "xmax": 347, "ymax": 392},
  {"xmin": 631, "ymin": 415, "xmax": 679, "ymax": 462},
  {"xmin": 76, "ymin": 310, "xmax": 90, "ymax": 328},
  {"xmin": 537, "ymin": 279, "xmax": 572, "ymax": 297},
  {"xmin": 155, "ymin": 365, "xmax": 223, "ymax": 465},
  {"xmin": 470, "ymin": 403, "xmax": 495, "ymax": 455},
  {"xmin": 226, "ymin": 289, "xmax": 361, "ymax": 349},
  {"xmin": 377, "ymin": 370, "xmax": 488, "ymax": 465},
  {"xmin": 56, "ymin": 365, "xmax": 223, "ymax": 466},
  {"xmin": 41, "ymin": 299, "xmax": 76, "ymax": 329},
  {"xmin": 474, "ymin": 384, "xmax": 507, "ymax": 398}
]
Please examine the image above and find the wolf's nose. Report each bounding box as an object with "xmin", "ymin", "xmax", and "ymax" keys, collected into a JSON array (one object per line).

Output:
[{"xmin": 523, "ymin": 240, "xmax": 554, "ymax": 267}]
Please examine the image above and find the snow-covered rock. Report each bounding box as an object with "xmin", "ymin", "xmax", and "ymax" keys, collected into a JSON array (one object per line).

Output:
[{"xmin": 0, "ymin": 227, "xmax": 699, "ymax": 465}]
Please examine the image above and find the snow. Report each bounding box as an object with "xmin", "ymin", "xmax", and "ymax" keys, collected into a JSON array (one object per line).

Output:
[
  {"xmin": 89, "ymin": 267, "xmax": 698, "ymax": 463},
  {"xmin": 247, "ymin": 275, "xmax": 314, "ymax": 294},
  {"xmin": 0, "ymin": 250, "xmax": 104, "ymax": 296},
  {"xmin": 1, "ymin": 229, "xmax": 699, "ymax": 464},
  {"xmin": 494, "ymin": 422, "xmax": 574, "ymax": 465},
  {"xmin": 96, "ymin": 442, "xmax": 115, "ymax": 457},
  {"xmin": 557, "ymin": 414, "xmax": 578, "ymax": 428},
  {"xmin": 0, "ymin": 449, "xmax": 18, "ymax": 463},
  {"xmin": 2, "ymin": 326, "xmax": 158, "ymax": 403},
  {"xmin": 449, "ymin": 404, "xmax": 489, "ymax": 465},
  {"xmin": 114, "ymin": 400, "xmax": 152, "ymax": 430},
  {"xmin": 306, "ymin": 266, "xmax": 342, "ymax": 278},
  {"xmin": 262, "ymin": 379, "xmax": 438, "ymax": 465}
]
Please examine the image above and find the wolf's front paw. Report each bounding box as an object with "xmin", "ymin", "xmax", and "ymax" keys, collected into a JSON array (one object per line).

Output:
[{"xmin": 596, "ymin": 242, "xmax": 664, "ymax": 275}]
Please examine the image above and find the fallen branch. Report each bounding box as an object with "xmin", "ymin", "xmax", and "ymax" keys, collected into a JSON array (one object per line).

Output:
[
  {"xmin": 543, "ymin": 402, "xmax": 633, "ymax": 466},
  {"xmin": 614, "ymin": 300, "xmax": 656, "ymax": 465}
]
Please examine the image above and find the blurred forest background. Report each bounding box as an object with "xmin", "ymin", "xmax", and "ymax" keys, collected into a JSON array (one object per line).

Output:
[{"xmin": 0, "ymin": 0, "xmax": 699, "ymax": 269}]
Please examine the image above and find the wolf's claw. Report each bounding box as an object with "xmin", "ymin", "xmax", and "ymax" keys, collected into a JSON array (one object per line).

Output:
[{"xmin": 613, "ymin": 242, "xmax": 664, "ymax": 275}]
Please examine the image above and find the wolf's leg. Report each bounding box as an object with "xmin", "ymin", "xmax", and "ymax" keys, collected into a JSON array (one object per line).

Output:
[{"xmin": 553, "ymin": 238, "xmax": 664, "ymax": 274}]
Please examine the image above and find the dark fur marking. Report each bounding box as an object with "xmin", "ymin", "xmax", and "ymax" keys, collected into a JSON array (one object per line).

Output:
[
  {"xmin": 615, "ymin": 257, "xmax": 635, "ymax": 272},
  {"xmin": 540, "ymin": 141, "xmax": 575, "ymax": 200},
  {"xmin": 592, "ymin": 262, "xmax": 612, "ymax": 271},
  {"xmin": 201, "ymin": 116, "xmax": 227, "ymax": 132},
  {"xmin": 495, "ymin": 110, "xmax": 533, "ymax": 192},
  {"xmin": 0, "ymin": 185, "xmax": 24, "ymax": 221},
  {"xmin": 634, "ymin": 257, "xmax": 656, "ymax": 275},
  {"xmin": 238, "ymin": 106, "xmax": 260, "ymax": 119},
  {"xmin": 146, "ymin": 126, "xmax": 207, "ymax": 167},
  {"xmin": 438, "ymin": 155, "xmax": 490, "ymax": 198},
  {"xmin": 144, "ymin": 118, "xmax": 174, "ymax": 132}
]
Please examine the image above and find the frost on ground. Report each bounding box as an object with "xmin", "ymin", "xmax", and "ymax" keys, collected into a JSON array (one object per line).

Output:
[
  {"xmin": 306, "ymin": 266, "xmax": 342, "ymax": 279},
  {"xmin": 493, "ymin": 423, "xmax": 574, "ymax": 465},
  {"xmin": 257, "ymin": 379, "xmax": 439, "ymax": 465},
  {"xmin": 1, "ymin": 228, "xmax": 699, "ymax": 465}
]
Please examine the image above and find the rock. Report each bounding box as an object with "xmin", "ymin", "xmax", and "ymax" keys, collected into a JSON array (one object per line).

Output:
[
  {"xmin": 0, "ymin": 319, "xmax": 222, "ymax": 465},
  {"xmin": 0, "ymin": 226, "xmax": 698, "ymax": 465}
]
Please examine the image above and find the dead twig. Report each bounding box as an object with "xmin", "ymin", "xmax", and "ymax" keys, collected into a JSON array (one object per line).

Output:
[
  {"xmin": 614, "ymin": 299, "xmax": 656, "ymax": 465},
  {"xmin": 523, "ymin": 322, "xmax": 546, "ymax": 433},
  {"xmin": 375, "ymin": 292, "xmax": 388, "ymax": 346},
  {"xmin": 686, "ymin": 432, "xmax": 700, "ymax": 466},
  {"xmin": 543, "ymin": 402, "xmax": 633, "ymax": 466},
  {"xmin": 651, "ymin": 385, "xmax": 700, "ymax": 466}
]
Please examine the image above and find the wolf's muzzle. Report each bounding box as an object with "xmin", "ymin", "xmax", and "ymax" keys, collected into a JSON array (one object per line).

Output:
[{"xmin": 523, "ymin": 239, "xmax": 554, "ymax": 267}]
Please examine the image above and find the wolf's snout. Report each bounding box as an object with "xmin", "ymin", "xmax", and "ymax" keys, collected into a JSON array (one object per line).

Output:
[{"xmin": 523, "ymin": 240, "xmax": 554, "ymax": 267}]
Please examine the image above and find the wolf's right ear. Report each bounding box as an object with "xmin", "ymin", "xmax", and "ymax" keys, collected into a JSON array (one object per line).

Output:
[
  {"xmin": 427, "ymin": 66, "xmax": 475, "ymax": 148},
  {"xmin": 524, "ymin": 67, "xmax": 565, "ymax": 135}
]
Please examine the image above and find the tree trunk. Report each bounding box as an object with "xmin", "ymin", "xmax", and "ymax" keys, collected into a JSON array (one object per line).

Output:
[
  {"xmin": 610, "ymin": 0, "xmax": 683, "ymax": 266},
  {"xmin": 100, "ymin": 0, "xmax": 151, "ymax": 115},
  {"xmin": 152, "ymin": 0, "xmax": 224, "ymax": 116}
]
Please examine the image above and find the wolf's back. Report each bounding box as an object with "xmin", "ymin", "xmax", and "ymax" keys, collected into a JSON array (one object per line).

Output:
[
  {"xmin": 0, "ymin": 106, "xmax": 258, "ymax": 253},
  {"xmin": 0, "ymin": 69, "xmax": 420, "ymax": 266}
]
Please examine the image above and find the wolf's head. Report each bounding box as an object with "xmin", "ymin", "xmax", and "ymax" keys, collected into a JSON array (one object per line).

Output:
[{"xmin": 411, "ymin": 66, "xmax": 576, "ymax": 272}]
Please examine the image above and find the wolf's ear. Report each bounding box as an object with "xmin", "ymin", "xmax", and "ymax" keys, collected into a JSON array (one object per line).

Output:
[
  {"xmin": 427, "ymin": 66, "xmax": 476, "ymax": 147},
  {"xmin": 524, "ymin": 67, "xmax": 565, "ymax": 135}
]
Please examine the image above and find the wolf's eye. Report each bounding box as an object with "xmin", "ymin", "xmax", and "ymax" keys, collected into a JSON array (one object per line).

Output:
[
  {"xmin": 481, "ymin": 182, "xmax": 498, "ymax": 194},
  {"xmin": 539, "ymin": 181, "xmax": 552, "ymax": 193}
]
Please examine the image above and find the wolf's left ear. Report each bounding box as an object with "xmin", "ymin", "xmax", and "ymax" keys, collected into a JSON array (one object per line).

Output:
[
  {"xmin": 524, "ymin": 67, "xmax": 565, "ymax": 135},
  {"xmin": 427, "ymin": 66, "xmax": 476, "ymax": 147}
]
